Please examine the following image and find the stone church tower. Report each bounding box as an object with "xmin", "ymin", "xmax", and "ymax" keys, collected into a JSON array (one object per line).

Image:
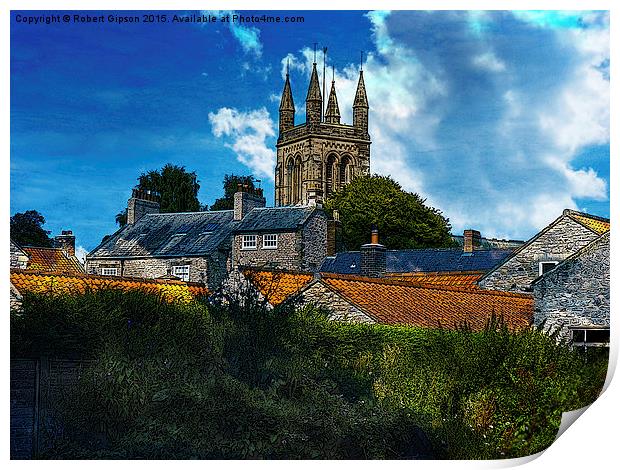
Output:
[{"xmin": 275, "ymin": 62, "xmax": 371, "ymax": 206}]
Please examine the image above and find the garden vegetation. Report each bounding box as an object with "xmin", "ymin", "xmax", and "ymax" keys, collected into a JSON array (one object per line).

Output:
[{"xmin": 11, "ymin": 289, "xmax": 607, "ymax": 459}]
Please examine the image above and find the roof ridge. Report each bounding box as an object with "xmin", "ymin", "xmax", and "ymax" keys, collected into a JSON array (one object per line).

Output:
[
  {"xmin": 9, "ymin": 268, "xmax": 207, "ymax": 287},
  {"xmin": 148, "ymin": 210, "xmax": 234, "ymax": 216},
  {"xmin": 320, "ymin": 273, "xmax": 532, "ymax": 298},
  {"xmin": 563, "ymin": 208, "xmax": 610, "ymax": 223}
]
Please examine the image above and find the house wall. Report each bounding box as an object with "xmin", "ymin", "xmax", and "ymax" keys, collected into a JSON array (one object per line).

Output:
[
  {"xmin": 301, "ymin": 211, "xmax": 327, "ymax": 270},
  {"xmin": 10, "ymin": 240, "xmax": 29, "ymax": 269},
  {"xmin": 85, "ymin": 256, "xmax": 212, "ymax": 285},
  {"xmin": 232, "ymin": 231, "xmax": 301, "ymax": 270},
  {"xmin": 478, "ymin": 216, "xmax": 599, "ymax": 292},
  {"xmin": 533, "ymin": 234, "xmax": 609, "ymax": 342},
  {"xmin": 300, "ymin": 281, "xmax": 375, "ymax": 323}
]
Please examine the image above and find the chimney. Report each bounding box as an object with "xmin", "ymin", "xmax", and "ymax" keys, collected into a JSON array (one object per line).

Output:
[
  {"xmin": 463, "ymin": 229, "xmax": 481, "ymax": 253},
  {"xmin": 127, "ymin": 188, "xmax": 160, "ymax": 225},
  {"xmin": 54, "ymin": 230, "xmax": 76, "ymax": 257},
  {"xmin": 233, "ymin": 186, "xmax": 266, "ymax": 220},
  {"xmin": 326, "ymin": 210, "xmax": 343, "ymax": 257},
  {"xmin": 360, "ymin": 226, "xmax": 386, "ymax": 277}
]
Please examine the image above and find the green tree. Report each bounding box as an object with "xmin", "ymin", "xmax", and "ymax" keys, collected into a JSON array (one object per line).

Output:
[
  {"xmin": 209, "ymin": 174, "xmax": 258, "ymax": 211},
  {"xmin": 10, "ymin": 210, "xmax": 54, "ymax": 247},
  {"xmin": 324, "ymin": 174, "xmax": 455, "ymax": 250},
  {"xmin": 116, "ymin": 164, "xmax": 201, "ymax": 227}
]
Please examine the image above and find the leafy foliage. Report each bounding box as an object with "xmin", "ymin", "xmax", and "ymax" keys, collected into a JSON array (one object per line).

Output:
[
  {"xmin": 11, "ymin": 290, "xmax": 607, "ymax": 459},
  {"xmin": 116, "ymin": 164, "xmax": 201, "ymax": 226},
  {"xmin": 324, "ymin": 174, "xmax": 456, "ymax": 250},
  {"xmin": 209, "ymin": 174, "xmax": 258, "ymax": 211},
  {"xmin": 10, "ymin": 210, "xmax": 54, "ymax": 247}
]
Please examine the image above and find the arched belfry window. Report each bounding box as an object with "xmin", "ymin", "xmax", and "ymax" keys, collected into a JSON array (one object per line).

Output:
[
  {"xmin": 286, "ymin": 158, "xmax": 295, "ymax": 204},
  {"xmin": 340, "ymin": 155, "xmax": 352, "ymax": 188},
  {"xmin": 291, "ymin": 155, "xmax": 302, "ymax": 204},
  {"xmin": 326, "ymin": 154, "xmax": 339, "ymax": 197}
]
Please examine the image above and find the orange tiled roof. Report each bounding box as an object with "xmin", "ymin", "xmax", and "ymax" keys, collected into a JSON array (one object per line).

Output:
[
  {"xmin": 568, "ymin": 213, "xmax": 610, "ymax": 235},
  {"xmin": 320, "ymin": 273, "xmax": 532, "ymax": 331},
  {"xmin": 10, "ymin": 270, "xmax": 209, "ymax": 304},
  {"xmin": 385, "ymin": 271, "xmax": 483, "ymax": 288},
  {"xmin": 243, "ymin": 269, "xmax": 313, "ymax": 305},
  {"xmin": 22, "ymin": 247, "xmax": 85, "ymax": 275}
]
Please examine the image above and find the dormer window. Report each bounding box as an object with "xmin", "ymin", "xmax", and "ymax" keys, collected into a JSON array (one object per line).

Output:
[{"xmin": 539, "ymin": 261, "xmax": 559, "ymax": 276}]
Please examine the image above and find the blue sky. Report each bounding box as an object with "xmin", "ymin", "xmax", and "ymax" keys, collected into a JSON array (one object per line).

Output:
[{"xmin": 10, "ymin": 10, "xmax": 609, "ymax": 256}]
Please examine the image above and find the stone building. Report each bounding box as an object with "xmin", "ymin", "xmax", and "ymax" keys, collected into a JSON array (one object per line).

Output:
[
  {"xmin": 10, "ymin": 231, "xmax": 84, "ymax": 275},
  {"xmin": 232, "ymin": 204, "xmax": 327, "ymax": 272},
  {"xmin": 240, "ymin": 268, "xmax": 533, "ymax": 331},
  {"xmin": 532, "ymin": 232, "xmax": 610, "ymax": 346},
  {"xmin": 275, "ymin": 62, "xmax": 371, "ymax": 206},
  {"xmin": 478, "ymin": 209, "xmax": 610, "ymax": 292},
  {"xmin": 86, "ymin": 187, "xmax": 330, "ymax": 288}
]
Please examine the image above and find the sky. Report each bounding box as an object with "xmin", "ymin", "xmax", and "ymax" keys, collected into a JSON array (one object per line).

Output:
[{"xmin": 10, "ymin": 10, "xmax": 610, "ymax": 258}]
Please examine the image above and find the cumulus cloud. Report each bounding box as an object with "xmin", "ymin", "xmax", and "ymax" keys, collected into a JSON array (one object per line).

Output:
[
  {"xmin": 201, "ymin": 10, "xmax": 262, "ymax": 57},
  {"xmin": 75, "ymin": 245, "xmax": 88, "ymax": 263},
  {"xmin": 472, "ymin": 52, "xmax": 506, "ymax": 72},
  {"xmin": 208, "ymin": 107, "xmax": 276, "ymax": 179}
]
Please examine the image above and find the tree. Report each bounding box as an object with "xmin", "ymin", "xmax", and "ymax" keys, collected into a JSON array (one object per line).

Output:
[
  {"xmin": 324, "ymin": 174, "xmax": 455, "ymax": 250},
  {"xmin": 10, "ymin": 210, "xmax": 53, "ymax": 247},
  {"xmin": 209, "ymin": 174, "xmax": 258, "ymax": 211},
  {"xmin": 116, "ymin": 164, "xmax": 201, "ymax": 227}
]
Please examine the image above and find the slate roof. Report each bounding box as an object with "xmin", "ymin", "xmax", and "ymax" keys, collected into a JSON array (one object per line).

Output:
[
  {"xmin": 234, "ymin": 206, "xmax": 316, "ymax": 233},
  {"xmin": 319, "ymin": 274, "xmax": 532, "ymax": 331},
  {"xmin": 23, "ymin": 247, "xmax": 85, "ymax": 274},
  {"xmin": 10, "ymin": 269, "xmax": 209, "ymax": 303},
  {"xmin": 320, "ymin": 248, "xmax": 513, "ymax": 275},
  {"xmin": 88, "ymin": 211, "xmax": 235, "ymax": 259}
]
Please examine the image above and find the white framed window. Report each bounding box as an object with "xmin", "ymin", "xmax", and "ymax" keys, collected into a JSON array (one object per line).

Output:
[
  {"xmin": 263, "ymin": 234, "xmax": 278, "ymax": 249},
  {"xmin": 101, "ymin": 267, "xmax": 118, "ymax": 276},
  {"xmin": 570, "ymin": 328, "xmax": 610, "ymax": 349},
  {"xmin": 539, "ymin": 261, "xmax": 559, "ymax": 276},
  {"xmin": 242, "ymin": 235, "xmax": 257, "ymax": 250},
  {"xmin": 172, "ymin": 265, "xmax": 190, "ymax": 282}
]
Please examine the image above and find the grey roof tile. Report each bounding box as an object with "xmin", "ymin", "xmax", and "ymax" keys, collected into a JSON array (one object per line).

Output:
[
  {"xmin": 88, "ymin": 211, "xmax": 235, "ymax": 258},
  {"xmin": 234, "ymin": 206, "xmax": 316, "ymax": 232}
]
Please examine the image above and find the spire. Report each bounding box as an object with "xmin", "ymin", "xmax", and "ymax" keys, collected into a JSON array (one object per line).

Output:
[
  {"xmin": 306, "ymin": 63, "xmax": 322, "ymax": 124},
  {"xmin": 324, "ymin": 80, "xmax": 340, "ymax": 124},
  {"xmin": 279, "ymin": 69, "xmax": 294, "ymax": 112},
  {"xmin": 278, "ymin": 66, "xmax": 295, "ymax": 133},
  {"xmin": 353, "ymin": 70, "xmax": 368, "ymax": 109}
]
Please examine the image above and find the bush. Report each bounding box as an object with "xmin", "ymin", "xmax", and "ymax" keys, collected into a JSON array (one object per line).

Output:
[{"xmin": 11, "ymin": 290, "xmax": 607, "ymax": 459}]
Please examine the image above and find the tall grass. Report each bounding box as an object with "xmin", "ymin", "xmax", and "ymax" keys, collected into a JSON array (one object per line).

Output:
[{"xmin": 11, "ymin": 289, "xmax": 607, "ymax": 459}]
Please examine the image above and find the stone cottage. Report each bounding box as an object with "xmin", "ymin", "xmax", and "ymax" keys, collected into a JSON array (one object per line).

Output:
[
  {"xmin": 532, "ymin": 232, "xmax": 610, "ymax": 347},
  {"xmin": 10, "ymin": 231, "xmax": 84, "ymax": 275},
  {"xmin": 478, "ymin": 209, "xmax": 610, "ymax": 292},
  {"xmin": 86, "ymin": 188, "xmax": 329, "ymax": 288}
]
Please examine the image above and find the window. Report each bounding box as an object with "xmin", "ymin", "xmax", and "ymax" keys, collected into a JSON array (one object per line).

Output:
[
  {"xmin": 263, "ymin": 234, "xmax": 278, "ymax": 249},
  {"xmin": 242, "ymin": 235, "xmax": 257, "ymax": 250},
  {"xmin": 570, "ymin": 328, "xmax": 610, "ymax": 349},
  {"xmin": 172, "ymin": 265, "xmax": 190, "ymax": 282},
  {"xmin": 539, "ymin": 261, "xmax": 559, "ymax": 276},
  {"xmin": 101, "ymin": 267, "xmax": 118, "ymax": 276}
]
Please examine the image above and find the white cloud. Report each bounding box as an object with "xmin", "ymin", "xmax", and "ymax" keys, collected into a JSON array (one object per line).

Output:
[
  {"xmin": 75, "ymin": 245, "xmax": 88, "ymax": 263},
  {"xmin": 472, "ymin": 52, "xmax": 506, "ymax": 72},
  {"xmin": 208, "ymin": 107, "xmax": 276, "ymax": 179}
]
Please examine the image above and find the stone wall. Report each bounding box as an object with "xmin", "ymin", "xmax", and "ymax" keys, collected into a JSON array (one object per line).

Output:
[
  {"xmin": 85, "ymin": 256, "xmax": 213, "ymax": 286},
  {"xmin": 533, "ymin": 233, "xmax": 609, "ymax": 342},
  {"xmin": 301, "ymin": 210, "xmax": 327, "ymax": 270},
  {"xmin": 10, "ymin": 240, "xmax": 29, "ymax": 269},
  {"xmin": 300, "ymin": 281, "xmax": 375, "ymax": 323},
  {"xmin": 479, "ymin": 215, "xmax": 599, "ymax": 292},
  {"xmin": 233, "ymin": 231, "xmax": 301, "ymax": 271}
]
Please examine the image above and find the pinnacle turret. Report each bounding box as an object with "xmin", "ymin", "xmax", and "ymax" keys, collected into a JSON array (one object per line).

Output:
[
  {"xmin": 278, "ymin": 70, "xmax": 295, "ymax": 133},
  {"xmin": 306, "ymin": 63, "xmax": 322, "ymax": 124},
  {"xmin": 353, "ymin": 70, "xmax": 369, "ymax": 131},
  {"xmin": 324, "ymin": 80, "xmax": 341, "ymax": 124}
]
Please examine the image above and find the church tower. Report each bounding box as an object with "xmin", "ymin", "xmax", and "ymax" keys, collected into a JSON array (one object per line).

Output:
[{"xmin": 275, "ymin": 62, "xmax": 371, "ymax": 206}]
